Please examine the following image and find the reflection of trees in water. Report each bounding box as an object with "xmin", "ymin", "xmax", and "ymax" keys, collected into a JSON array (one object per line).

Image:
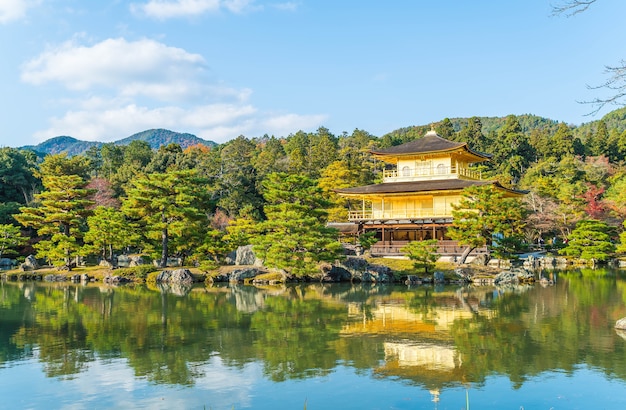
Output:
[{"xmin": 0, "ymin": 272, "xmax": 625, "ymax": 388}]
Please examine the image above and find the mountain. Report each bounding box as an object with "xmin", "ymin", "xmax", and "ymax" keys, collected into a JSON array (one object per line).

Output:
[
  {"xmin": 383, "ymin": 109, "xmax": 626, "ymax": 142},
  {"xmin": 114, "ymin": 129, "xmax": 216, "ymax": 150},
  {"xmin": 21, "ymin": 136, "xmax": 101, "ymax": 157},
  {"xmin": 21, "ymin": 129, "xmax": 217, "ymax": 156}
]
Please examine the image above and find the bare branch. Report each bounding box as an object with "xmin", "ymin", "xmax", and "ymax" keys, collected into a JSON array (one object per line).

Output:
[
  {"xmin": 551, "ymin": 0, "xmax": 597, "ymax": 17},
  {"xmin": 578, "ymin": 60, "xmax": 626, "ymax": 115}
]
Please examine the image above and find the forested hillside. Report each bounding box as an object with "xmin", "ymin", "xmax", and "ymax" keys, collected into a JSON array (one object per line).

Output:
[
  {"xmin": 2, "ymin": 109, "xmax": 626, "ymax": 271},
  {"xmin": 21, "ymin": 129, "xmax": 216, "ymax": 156}
]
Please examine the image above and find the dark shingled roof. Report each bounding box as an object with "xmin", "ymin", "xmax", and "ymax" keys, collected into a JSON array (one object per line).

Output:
[
  {"xmin": 335, "ymin": 179, "xmax": 527, "ymax": 196},
  {"xmin": 370, "ymin": 130, "xmax": 492, "ymax": 159}
]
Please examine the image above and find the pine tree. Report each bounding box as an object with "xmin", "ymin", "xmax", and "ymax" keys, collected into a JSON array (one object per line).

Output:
[
  {"xmin": 401, "ymin": 239, "xmax": 438, "ymax": 274},
  {"xmin": 83, "ymin": 207, "xmax": 140, "ymax": 262},
  {"xmin": 122, "ymin": 170, "xmax": 209, "ymax": 267},
  {"xmin": 560, "ymin": 219, "xmax": 615, "ymax": 264},
  {"xmin": 447, "ymin": 185, "xmax": 526, "ymax": 264},
  {"xmin": 251, "ymin": 173, "xmax": 343, "ymax": 277},
  {"xmin": 0, "ymin": 224, "xmax": 27, "ymax": 259},
  {"xmin": 15, "ymin": 174, "xmax": 95, "ymax": 270}
]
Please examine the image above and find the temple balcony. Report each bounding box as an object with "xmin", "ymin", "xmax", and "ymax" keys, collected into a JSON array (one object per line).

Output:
[
  {"xmin": 347, "ymin": 208, "xmax": 453, "ymax": 221},
  {"xmin": 382, "ymin": 165, "xmax": 481, "ymax": 183},
  {"xmin": 369, "ymin": 240, "xmax": 488, "ymax": 257}
]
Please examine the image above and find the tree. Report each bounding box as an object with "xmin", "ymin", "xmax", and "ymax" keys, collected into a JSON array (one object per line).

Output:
[
  {"xmin": 15, "ymin": 174, "xmax": 95, "ymax": 270},
  {"xmin": 0, "ymin": 224, "xmax": 27, "ymax": 259},
  {"xmin": 216, "ymin": 135, "xmax": 262, "ymax": 217},
  {"xmin": 401, "ymin": 239, "xmax": 438, "ymax": 274},
  {"xmin": 618, "ymin": 220, "xmax": 626, "ymax": 254},
  {"xmin": 0, "ymin": 147, "xmax": 40, "ymax": 205},
  {"xmin": 317, "ymin": 161, "xmax": 359, "ymax": 222},
  {"xmin": 560, "ymin": 219, "xmax": 615, "ymax": 264},
  {"xmin": 436, "ymin": 118, "xmax": 456, "ymax": 140},
  {"xmin": 491, "ymin": 115, "xmax": 535, "ymax": 182},
  {"xmin": 122, "ymin": 170, "xmax": 209, "ymax": 267},
  {"xmin": 83, "ymin": 207, "xmax": 140, "ymax": 262},
  {"xmin": 447, "ymin": 185, "xmax": 527, "ymax": 264},
  {"xmin": 251, "ymin": 173, "xmax": 344, "ymax": 277}
]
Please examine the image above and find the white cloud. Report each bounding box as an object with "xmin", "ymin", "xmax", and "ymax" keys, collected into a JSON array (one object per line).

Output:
[
  {"xmin": 0, "ymin": 0, "xmax": 37, "ymax": 23},
  {"xmin": 21, "ymin": 38, "xmax": 212, "ymax": 102},
  {"xmin": 271, "ymin": 2, "xmax": 298, "ymax": 12},
  {"xmin": 33, "ymin": 101, "xmax": 327, "ymax": 143},
  {"xmin": 131, "ymin": 0, "xmax": 257, "ymax": 19},
  {"xmin": 24, "ymin": 37, "xmax": 326, "ymax": 144}
]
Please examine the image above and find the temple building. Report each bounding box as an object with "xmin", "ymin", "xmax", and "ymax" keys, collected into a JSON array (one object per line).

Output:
[{"xmin": 335, "ymin": 129, "xmax": 525, "ymax": 257}]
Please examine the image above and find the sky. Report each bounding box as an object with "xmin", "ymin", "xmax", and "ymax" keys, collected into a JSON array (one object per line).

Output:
[{"xmin": 1, "ymin": 0, "xmax": 626, "ymax": 148}]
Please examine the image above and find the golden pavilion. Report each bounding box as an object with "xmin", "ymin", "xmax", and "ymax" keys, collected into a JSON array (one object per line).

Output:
[{"xmin": 335, "ymin": 129, "xmax": 525, "ymax": 257}]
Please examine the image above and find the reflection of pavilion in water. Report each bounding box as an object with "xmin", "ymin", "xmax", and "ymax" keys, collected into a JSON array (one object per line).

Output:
[{"xmin": 341, "ymin": 294, "xmax": 495, "ymax": 388}]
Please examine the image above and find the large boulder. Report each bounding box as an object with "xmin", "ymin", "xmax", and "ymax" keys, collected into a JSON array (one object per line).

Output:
[
  {"xmin": 616, "ymin": 317, "xmax": 626, "ymax": 330},
  {"xmin": 470, "ymin": 254, "xmax": 490, "ymax": 266},
  {"xmin": 156, "ymin": 269, "xmax": 195, "ymax": 284},
  {"xmin": 21, "ymin": 255, "xmax": 39, "ymax": 271},
  {"xmin": 0, "ymin": 258, "xmax": 13, "ymax": 267},
  {"xmin": 235, "ymin": 245, "xmax": 262, "ymax": 266},
  {"xmin": 229, "ymin": 267, "xmax": 262, "ymax": 283},
  {"xmin": 335, "ymin": 257, "xmax": 394, "ymax": 283},
  {"xmin": 128, "ymin": 255, "xmax": 150, "ymax": 267},
  {"xmin": 321, "ymin": 265, "xmax": 351, "ymax": 282},
  {"xmin": 494, "ymin": 267, "xmax": 535, "ymax": 285}
]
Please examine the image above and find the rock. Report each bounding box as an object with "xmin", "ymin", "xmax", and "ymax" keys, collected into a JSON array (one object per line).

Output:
[
  {"xmin": 104, "ymin": 275, "xmax": 131, "ymax": 284},
  {"xmin": 494, "ymin": 267, "xmax": 535, "ymax": 285},
  {"xmin": 616, "ymin": 317, "xmax": 626, "ymax": 330},
  {"xmin": 156, "ymin": 269, "xmax": 195, "ymax": 284},
  {"xmin": 44, "ymin": 274, "xmax": 66, "ymax": 282},
  {"xmin": 353, "ymin": 265, "xmax": 393, "ymax": 283},
  {"xmin": 235, "ymin": 245, "xmax": 262, "ymax": 266},
  {"xmin": 224, "ymin": 250, "xmax": 237, "ymax": 265},
  {"xmin": 99, "ymin": 259, "xmax": 114, "ymax": 268},
  {"xmin": 433, "ymin": 271, "xmax": 445, "ymax": 284},
  {"xmin": 336, "ymin": 256, "xmax": 394, "ymax": 282},
  {"xmin": 117, "ymin": 255, "xmax": 131, "ymax": 267},
  {"xmin": 454, "ymin": 268, "xmax": 472, "ymax": 282},
  {"xmin": 0, "ymin": 258, "xmax": 13, "ymax": 267},
  {"xmin": 470, "ymin": 254, "xmax": 490, "ymax": 266},
  {"xmin": 321, "ymin": 265, "xmax": 351, "ymax": 282},
  {"xmin": 229, "ymin": 267, "xmax": 262, "ymax": 282},
  {"xmin": 128, "ymin": 255, "xmax": 149, "ymax": 267},
  {"xmin": 21, "ymin": 255, "xmax": 39, "ymax": 271}
]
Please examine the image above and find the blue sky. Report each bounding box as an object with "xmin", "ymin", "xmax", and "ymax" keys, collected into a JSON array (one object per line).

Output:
[{"xmin": 1, "ymin": 0, "xmax": 625, "ymax": 147}]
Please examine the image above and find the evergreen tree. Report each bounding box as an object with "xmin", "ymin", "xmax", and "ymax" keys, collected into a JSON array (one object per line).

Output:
[
  {"xmin": 216, "ymin": 135, "xmax": 262, "ymax": 217},
  {"xmin": 0, "ymin": 224, "xmax": 27, "ymax": 259},
  {"xmin": 15, "ymin": 174, "xmax": 95, "ymax": 270},
  {"xmin": 122, "ymin": 170, "xmax": 209, "ymax": 267},
  {"xmin": 318, "ymin": 161, "xmax": 359, "ymax": 222},
  {"xmin": 436, "ymin": 118, "xmax": 456, "ymax": 140},
  {"xmin": 251, "ymin": 173, "xmax": 343, "ymax": 277},
  {"xmin": 447, "ymin": 185, "xmax": 526, "ymax": 264},
  {"xmin": 401, "ymin": 239, "xmax": 438, "ymax": 274},
  {"xmin": 560, "ymin": 219, "xmax": 616, "ymax": 264},
  {"xmin": 83, "ymin": 207, "xmax": 140, "ymax": 262}
]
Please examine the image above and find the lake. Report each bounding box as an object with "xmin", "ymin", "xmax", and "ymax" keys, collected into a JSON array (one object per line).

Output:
[{"xmin": 1, "ymin": 268, "xmax": 626, "ymax": 409}]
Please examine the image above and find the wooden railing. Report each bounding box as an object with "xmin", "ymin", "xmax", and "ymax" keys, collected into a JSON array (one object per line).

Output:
[
  {"xmin": 370, "ymin": 240, "xmax": 488, "ymax": 256},
  {"xmin": 348, "ymin": 209, "xmax": 452, "ymax": 221},
  {"xmin": 382, "ymin": 166, "xmax": 481, "ymax": 182}
]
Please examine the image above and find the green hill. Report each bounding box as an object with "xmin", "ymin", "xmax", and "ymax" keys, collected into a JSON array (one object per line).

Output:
[{"xmin": 21, "ymin": 129, "xmax": 217, "ymax": 156}]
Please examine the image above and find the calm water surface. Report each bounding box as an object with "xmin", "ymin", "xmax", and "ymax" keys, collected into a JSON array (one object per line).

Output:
[{"xmin": 2, "ymin": 268, "xmax": 626, "ymax": 409}]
